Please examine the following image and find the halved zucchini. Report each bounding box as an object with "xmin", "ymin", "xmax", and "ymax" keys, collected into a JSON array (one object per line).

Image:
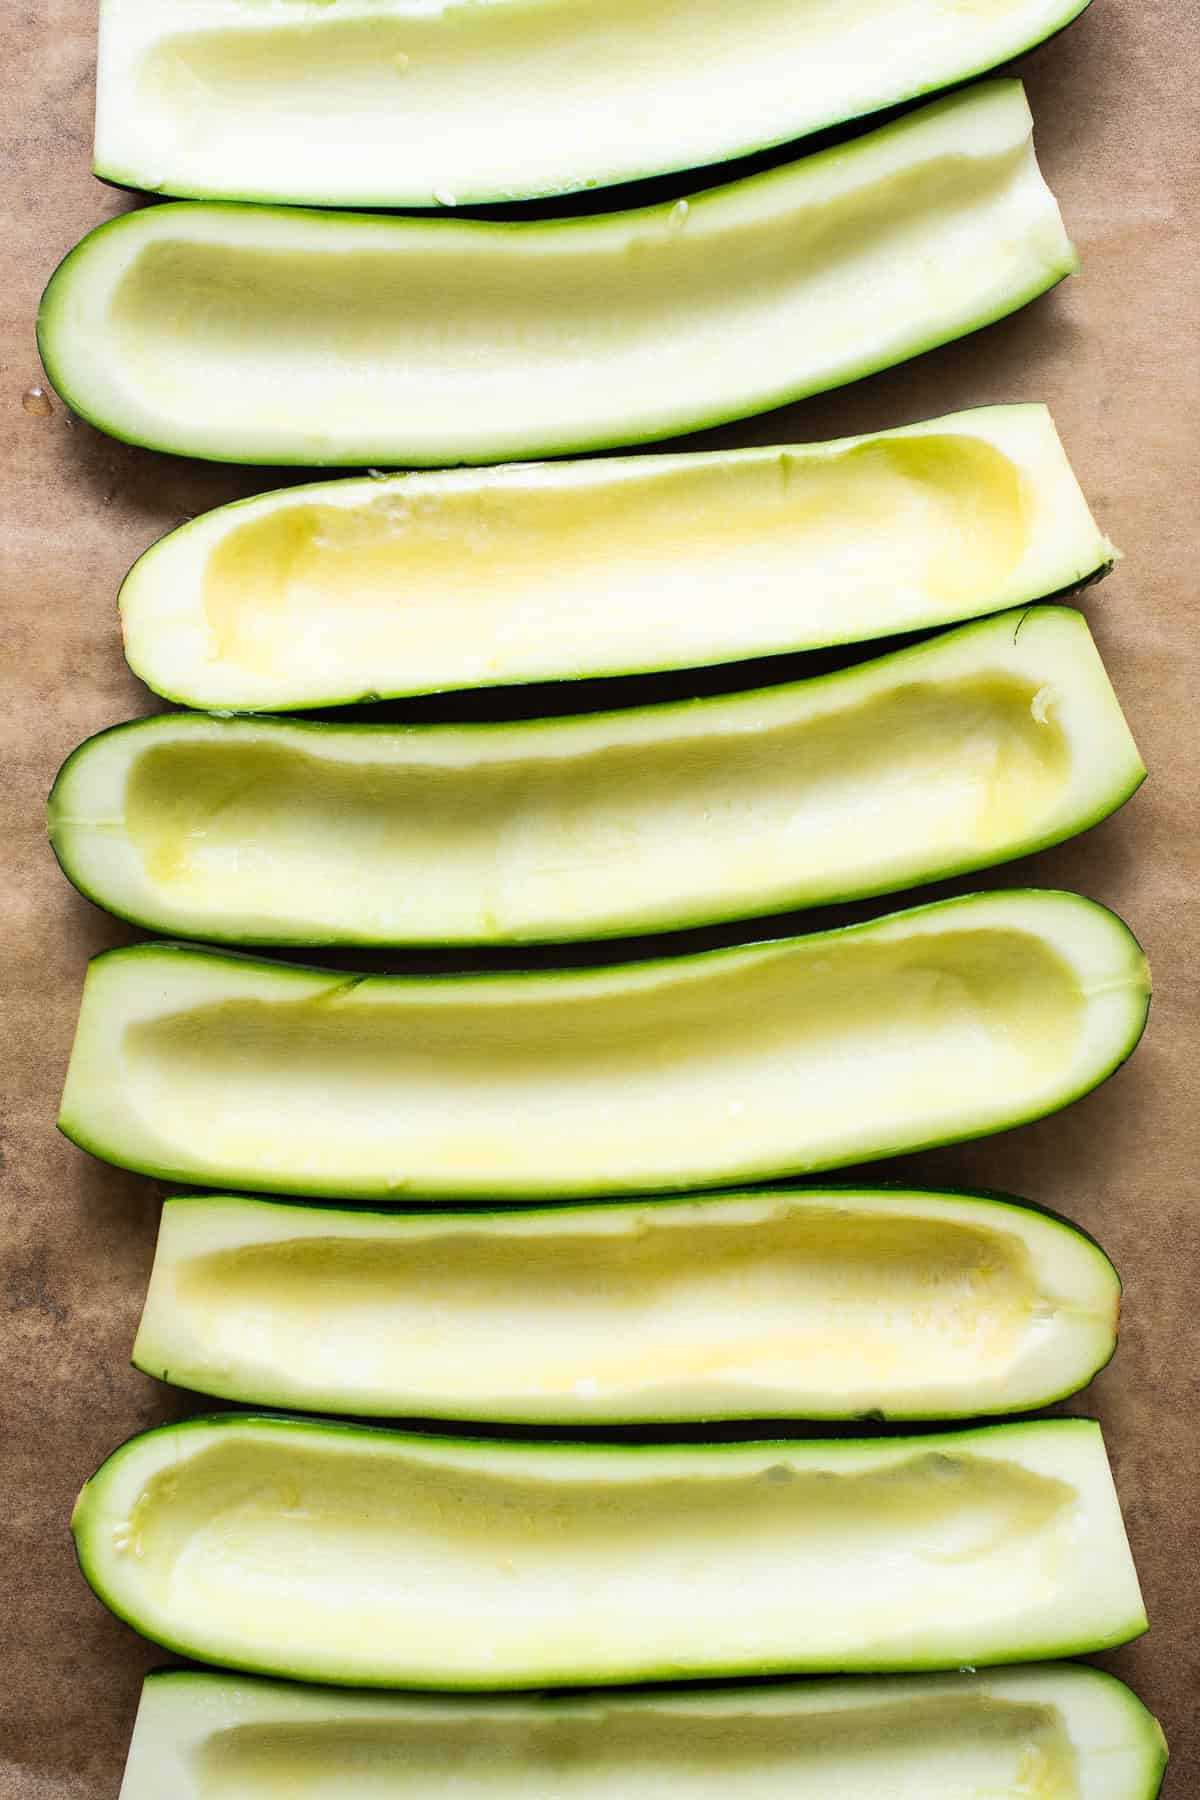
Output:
[
  {"xmin": 49, "ymin": 609, "xmax": 1143, "ymax": 947},
  {"xmin": 95, "ymin": 0, "xmax": 1094, "ymax": 209},
  {"xmin": 117, "ymin": 1664, "xmax": 1168, "ymax": 1800},
  {"xmin": 134, "ymin": 1186, "xmax": 1122, "ymax": 1423},
  {"xmin": 40, "ymin": 83, "xmax": 1076, "ymax": 467},
  {"xmin": 73, "ymin": 1414, "xmax": 1146, "ymax": 1686},
  {"xmin": 118, "ymin": 404, "xmax": 1114, "ymax": 711},
  {"xmin": 57, "ymin": 890, "xmax": 1150, "ymax": 1200}
]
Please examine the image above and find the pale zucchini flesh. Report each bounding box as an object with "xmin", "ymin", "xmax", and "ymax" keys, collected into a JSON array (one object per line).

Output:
[
  {"xmin": 118, "ymin": 404, "xmax": 1114, "ymax": 711},
  {"xmin": 134, "ymin": 1187, "xmax": 1122, "ymax": 1423},
  {"xmin": 57, "ymin": 890, "xmax": 1150, "ymax": 1200},
  {"xmin": 41, "ymin": 83, "xmax": 1077, "ymax": 466},
  {"xmin": 95, "ymin": 0, "xmax": 1093, "ymax": 208},
  {"xmin": 73, "ymin": 1415, "xmax": 1146, "ymax": 1686},
  {"xmin": 118, "ymin": 1665, "xmax": 1168, "ymax": 1800},
  {"xmin": 50, "ymin": 609, "xmax": 1142, "ymax": 947}
]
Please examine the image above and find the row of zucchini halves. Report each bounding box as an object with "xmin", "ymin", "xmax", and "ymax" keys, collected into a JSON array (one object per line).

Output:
[{"xmin": 60, "ymin": 397, "xmax": 1165, "ymax": 1793}]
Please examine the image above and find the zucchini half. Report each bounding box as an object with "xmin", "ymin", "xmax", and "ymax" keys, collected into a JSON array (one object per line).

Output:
[
  {"xmin": 95, "ymin": 0, "xmax": 1094, "ymax": 209},
  {"xmin": 40, "ymin": 83, "xmax": 1076, "ymax": 467},
  {"xmin": 73, "ymin": 1415, "xmax": 1145, "ymax": 1687},
  {"xmin": 49, "ymin": 608, "xmax": 1143, "ymax": 948},
  {"xmin": 119, "ymin": 403, "xmax": 1113, "ymax": 712},
  {"xmin": 58, "ymin": 890, "xmax": 1150, "ymax": 1200},
  {"xmin": 117, "ymin": 1664, "xmax": 1167, "ymax": 1800},
  {"xmin": 134, "ymin": 1187, "xmax": 1122, "ymax": 1423}
]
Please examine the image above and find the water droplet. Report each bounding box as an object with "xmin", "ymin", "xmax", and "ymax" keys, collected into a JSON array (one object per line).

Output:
[
  {"xmin": 393, "ymin": 50, "xmax": 410, "ymax": 72},
  {"xmin": 366, "ymin": 467, "xmax": 392, "ymax": 481},
  {"xmin": 22, "ymin": 384, "xmax": 53, "ymax": 416},
  {"xmin": 668, "ymin": 199, "xmax": 689, "ymax": 230},
  {"xmin": 433, "ymin": 188, "xmax": 457, "ymax": 208}
]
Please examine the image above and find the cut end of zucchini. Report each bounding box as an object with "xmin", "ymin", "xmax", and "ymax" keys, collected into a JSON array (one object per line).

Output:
[
  {"xmin": 133, "ymin": 1186, "xmax": 1121, "ymax": 1423},
  {"xmin": 75, "ymin": 1415, "xmax": 1145, "ymax": 1687},
  {"xmin": 57, "ymin": 890, "xmax": 1149, "ymax": 1200},
  {"xmin": 42, "ymin": 83, "xmax": 1076, "ymax": 465},
  {"xmin": 95, "ymin": 0, "xmax": 1094, "ymax": 208},
  {"xmin": 116, "ymin": 1663, "xmax": 1166, "ymax": 1800}
]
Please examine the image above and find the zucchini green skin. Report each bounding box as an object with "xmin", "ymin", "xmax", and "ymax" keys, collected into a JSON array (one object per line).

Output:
[
  {"xmin": 38, "ymin": 83, "xmax": 1077, "ymax": 467},
  {"xmin": 72, "ymin": 1413, "xmax": 1147, "ymax": 1687},
  {"xmin": 93, "ymin": 0, "xmax": 1095, "ymax": 209},
  {"xmin": 117, "ymin": 1661, "xmax": 1166, "ymax": 1800},
  {"xmin": 47, "ymin": 607, "xmax": 1145, "ymax": 947},
  {"xmin": 56, "ymin": 889, "xmax": 1152, "ymax": 1200},
  {"xmin": 132, "ymin": 1183, "xmax": 1122, "ymax": 1422}
]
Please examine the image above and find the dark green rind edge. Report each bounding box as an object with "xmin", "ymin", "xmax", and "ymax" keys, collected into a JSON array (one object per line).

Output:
[
  {"xmin": 126, "ymin": 1662, "xmax": 1168, "ymax": 1800},
  {"xmin": 72, "ymin": 1413, "xmax": 1148, "ymax": 1689},
  {"xmin": 131, "ymin": 1182, "xmax": 1121, "ymax": 1422},
  {"xmin": 90, "ymin": 0, "xmax": 1094, "ymax": 211},
  {"xmin": 56, "ymin": 890, "xmax": 1152, "ymax": 1199},
  {"xmin": 48, "ymin": 608, "xmax": 1145, "ymax": 949},
  {"xmin": 37, "ymin": 114, "xmax": 1081, "ymax": 468}
]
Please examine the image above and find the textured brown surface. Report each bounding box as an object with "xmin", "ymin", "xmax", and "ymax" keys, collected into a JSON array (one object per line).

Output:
[{"xmin": 4, "ymin": 1, "xmax": 1198, "ymax": 1793}]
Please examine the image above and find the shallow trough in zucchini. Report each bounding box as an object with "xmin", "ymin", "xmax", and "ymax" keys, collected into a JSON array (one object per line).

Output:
[
  {"xmin": 134, "ymin": 1186, "xmax": 1122, "ymax": 1423},
  {"xmin": 119, "ymin": 404, "xmax": 1113, "ymax": 711},
  {"xmin": 58, "ymin": 890, "xmax": 1150, "ymax": 1199},
  {"xmin": 74, "ymin": 1414, "xmax": 1145, "ymax": 1686},
  {"xmin": 118, "ymin": 1664, "xmax": 1167, "ymax": 1800},
  {"xmin": 40, "ymin": 83, "xmax": 1076, "ymax": 466},
  {"xmin": 95, "ymin": 0, "xmax": 1094, "ymax": 209},
  {"xmin": 50, "ymin": 609, "xmax": 1142, "ymax": 947}
]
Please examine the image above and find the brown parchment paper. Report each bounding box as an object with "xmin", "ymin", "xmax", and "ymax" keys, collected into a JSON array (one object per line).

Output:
[{"xmin": 4, "ymin": 2, "xmax": 1199, "ymax": 1792}]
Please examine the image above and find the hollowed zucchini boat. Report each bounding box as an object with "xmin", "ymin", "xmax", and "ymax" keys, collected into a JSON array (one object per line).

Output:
[
  {"xmin": 40, "ymin": 82, "xmax": 1076, "ymax": 466},
  {"xmin": 118, "ymin": 1664, "xmax": 1168, "ymax": 1800},
  {"xmin": 95, "ymin": 0, "xmax": 1093, "ymax": 209},
  {"xmin": 59, "ymin": 890, "xmax": 1149, "ymax": 1200},
  {"xmin": 134, "ymin": 1186, "xmax": 1122, "ymax": 1423},
  {"xmin": 73, "ymin": 1414, "xmax": 1145, "ymax": 1686},
  {"xmin": 50, "ymin": 610, "xmax": 1141, "ymax": 947},
  {"xmin": 58, "ymin": 890, "xmax": 1150, "ymax": 1199},
  {"xmin": 119, "ymin": 403, "xmax": 1113, "ymax": 711}
]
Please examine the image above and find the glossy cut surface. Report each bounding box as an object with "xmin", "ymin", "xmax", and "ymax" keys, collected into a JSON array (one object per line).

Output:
[
  {"xmin": 41, "ymin": 84, "xmax": 1076, "ymax": 465},
  {"xmin": 57, "ymin": 891, "xmax": 1150, "ymax": 1199}
]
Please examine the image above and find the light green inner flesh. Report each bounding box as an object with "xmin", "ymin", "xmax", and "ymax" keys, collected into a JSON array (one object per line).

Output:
[
  {"xmin": 121, "ymin": 671, "xmax": 1069, "ymax": 936},
  {"xmin": 174, "ymin": 1214, "xmax": 1038, "ymax": 1401},
  {"xmin": 122, "ymin": 928, "xmax": 1082, "ymax": 1189},
  {"xmin": 192, "ymin": 1697, "xmax": 1079, "ymax": 1800},
  {"xmin": 123, "ymin": 1442, "xmax": 1075, "ymax": 1674},
  {"xmin": 104, "ymin": 139, "xmax": 1031, "ymax": 446},
  {"xmin": 197, "ymin": 436, "xmax": 1032, "ymax": 685}
]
